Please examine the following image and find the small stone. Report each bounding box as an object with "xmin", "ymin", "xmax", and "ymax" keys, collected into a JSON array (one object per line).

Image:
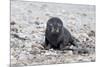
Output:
[
  {"xmin": 28, "ymin": 10, "xmax": 32, "ymax": 13},
  {"xmin": 84, "ymin": 24, "xmax": 87, "ymax": 26},
  {"xmin": 69, "ymin": 15, "xmax": 76, "ymax": 20},
  {"xmin": 61, "ymin": 9, "xmax": 66, "ymax": 13},
  {"xmin": 11, "ymin": 57, "xmax": 17, "ymax": 64},
  {"xmin": 68, "ymin": 51, "xmax": 73, "ymax": 55},
  {"xmin": 88, "ymin": 30, "xmax": 95, "ymax": 37},
  {"xmin": 28, "ymin": 54, "xmax": 34, "ymax": 60},
  {"xmin": 11, "ymin": 28, "xmax": 18, "ymax": 33},
  {"xmin": 82, "ymin": 13, "xmax": 87, "ymax": 16},
  {"xmin": 27, "ymin": 48, "xmax": 32, "ymax": 52},
  {"xmin": 30, "ymin": 47, "xmax": 41, "ymax": 55},
  {"xmin": 19, "ymin": 53, "xmax": 28, "ymax": 61},
  {"xmin": 34, "ymin": 21, "xmax": 40, "ymax": 25},
  {"xmin": 10, "ymin": 21, "xmax": 16, "ymax": 25},
  {"xmin": 86, "ymin": 38, "xmax": 89, "ymax": 41},
  {"xmin": 31, "ymin": 43, "xmax": 44, "ymax": 49},
  {"xmin": 21, "ymin": 45, "xmax": 25, "ymax": 48}
]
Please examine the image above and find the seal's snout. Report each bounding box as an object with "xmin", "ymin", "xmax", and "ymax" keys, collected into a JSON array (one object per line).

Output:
[{"xmin": 51, "ymin": 27, "xmax": 59, "ymax": 33}]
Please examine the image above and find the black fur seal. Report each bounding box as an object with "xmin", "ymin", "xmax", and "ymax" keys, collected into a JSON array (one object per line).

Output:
[{"xmin": 44, "ymin": 17, "xmax": 77, "ymax": 50}]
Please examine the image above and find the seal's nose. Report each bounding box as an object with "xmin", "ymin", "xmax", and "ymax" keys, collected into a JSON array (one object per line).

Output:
[{"xmin": 51, "ymin": 27, "xmax": 59, "ymax": 33}]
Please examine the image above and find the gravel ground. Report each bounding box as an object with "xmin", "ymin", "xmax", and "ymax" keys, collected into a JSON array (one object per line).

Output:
[{"xmin": 10, "ymin": 1, "xmax": 96, "ymax": 66}]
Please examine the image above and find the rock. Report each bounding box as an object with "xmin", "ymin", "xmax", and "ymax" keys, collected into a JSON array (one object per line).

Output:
[
  {"xmin": 29, "ymin": 47, "xmax": 41, "ymax": 55},
  {"xmin": 11, "ymin": 55, "xmax": 17, "ymax": 64},
  {"xmin": 28, "ymin": 10, "xmax": 32, "ymax": 13},
  {"xmin": 44, "ymin": 50, "xmax": 57, "ymax": 56},
  {"xmin": 27, "ymin": 47, "xmax": 32, "ymax": 52},
  {"xmin": 61, "ymin": 9, "xmax": 66, "ymax": 14},
  {"xmin": 18, "ymin": 53, "xmax": 28, "ymax": 63},
  {"xmin": 69, "ymin": 14, "xmax": 76, "ymax": 20},
  {"xmin": 28, "ymin": 54, "xmax": 34, "ymax": 60},
  {"xmin": 31, "ymin": 43, "xmax": 44, "ymax": 49},
  {"xmin": 25, "ymin": 43, "xmax": 32, "ymax": 48},
  {"xmin": 88, "ymin": 30, "xmax": 95, "ymax": 37},
  {"xmin": 11, "ymin": 21, "xmax": 16, "ymax": 25},
  {"xmin": 82, "ymin": 13, "xmax": 87, "ymax": 16},
  {"xmin": 11, "ymin": 28, "xmax": 18, "ymax": 33},
  {"xmin": 10, "ymin": 41, "xmax": 19, "ymax": 48},
  {"xmin": 34, "ymin": 21, "xmax": 40, "ymax": 25}
]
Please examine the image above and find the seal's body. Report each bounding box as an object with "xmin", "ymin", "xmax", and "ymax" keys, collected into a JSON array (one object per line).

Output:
[{"xmin": 45, "ymin": 17, "xmax": 74, "ymax": 50}]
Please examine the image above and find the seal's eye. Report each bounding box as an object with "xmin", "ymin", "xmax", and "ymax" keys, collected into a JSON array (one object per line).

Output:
[
  {"xmin": 56, "ymin": 28, "xmax": 59, "ymax": 33},
  {"xmin": 57, "ymin": 23, "xmax": 62, "ymax": 27},
  {"xmin": 51, "ymin": 27, "xmax": 54, "ymax": 32},
  {"xmin": 49, "ymin": 23, "xmax": 53, "ymax": 26}
]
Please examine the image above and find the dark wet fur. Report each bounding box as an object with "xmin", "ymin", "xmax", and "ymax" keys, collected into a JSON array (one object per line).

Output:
[{"xmin": 44, "ymin": 17, "xmax": 77, "ymax": 50}]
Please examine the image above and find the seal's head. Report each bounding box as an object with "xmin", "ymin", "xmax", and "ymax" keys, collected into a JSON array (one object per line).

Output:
[{"xmin": 46, "ymin": 17, "xmax": 63, "ymax": 34}]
